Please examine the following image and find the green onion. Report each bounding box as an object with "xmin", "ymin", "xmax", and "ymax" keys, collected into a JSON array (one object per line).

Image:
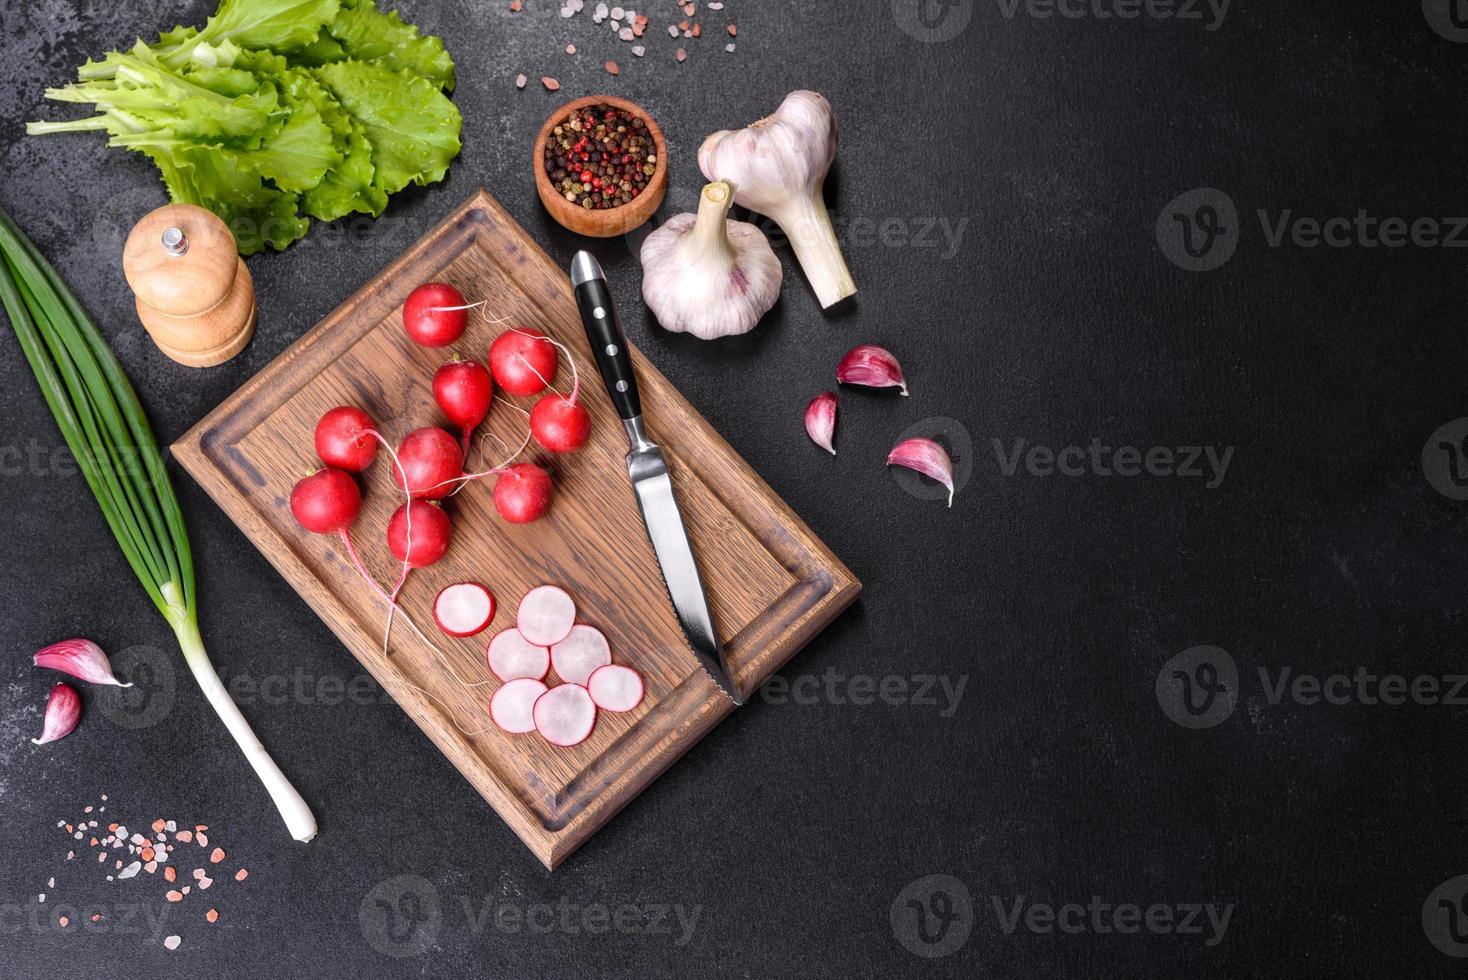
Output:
[{"xmin": 0, "ymin": 205, "xmax": 316, "ymax": 843}]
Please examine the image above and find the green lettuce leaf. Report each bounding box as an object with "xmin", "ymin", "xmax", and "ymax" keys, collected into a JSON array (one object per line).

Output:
[
  {"xmin": 300, "ymin": 0, "xmax": 455, "ymax": 91},
  {"xmin": 313, "ymin": 60, "xmax": 460, "ymax": 197},
  {"xmin": 160, "ymin": 0, "xmax": 341, "ymax": 65}
]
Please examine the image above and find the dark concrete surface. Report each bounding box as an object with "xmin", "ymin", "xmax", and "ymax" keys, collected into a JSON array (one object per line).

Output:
[{"xmin": 4, "ymin": 0, "xmax": 1468, "ymax": 976}]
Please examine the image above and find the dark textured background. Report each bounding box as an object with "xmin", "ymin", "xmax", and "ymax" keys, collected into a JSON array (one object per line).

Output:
[{"xmin": 4, "ymin": 0, "xmax": 1468, "ymax": 975}]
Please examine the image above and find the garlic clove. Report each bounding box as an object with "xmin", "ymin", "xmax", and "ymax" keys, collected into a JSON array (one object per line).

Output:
[
  {"xmin": 34, "ymin": 638, "xmax": 132, "ymax": 687},
  {"xmin": 639, "ymin": 181, "xmax": 782, "ymax": 339},
  {"xmin": 887, "ymin": 438, "xmax": 956, "ymax": 507},
  {"xmin": 31, "ymin": 682, "xmax": 82, "ymax": 745},
  {"xmin": 837, "ymin": 344, "xmax": 908, "ymax": 396},
  {"xmin": 805, "ymin": 392, "xmax": 838, "ymax": 455}
]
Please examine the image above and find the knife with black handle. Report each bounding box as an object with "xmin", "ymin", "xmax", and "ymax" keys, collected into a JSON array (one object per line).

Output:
[{"xmin": 569, "ymin": 250, "xmax": 741, "ymax": 704}]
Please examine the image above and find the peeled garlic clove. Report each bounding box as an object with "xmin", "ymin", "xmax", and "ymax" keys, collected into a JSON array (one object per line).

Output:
[
  {"xmin": 888, "ymin": 438, "xmax": 956, "ymax": 507},
  {"xmin": 31, "ymin": 682, "xmax": 82, "ymax": 745},
  {"xmin": 805, "ymin": 392, "xmax": 837, "ymax": 455},
  {"xmin": 34, "ymin": 638, "xmax": 131, "ymax": 687},
  {"xmin": 837, "ymin": 344, "xmax": 908, "ymax": 396}
]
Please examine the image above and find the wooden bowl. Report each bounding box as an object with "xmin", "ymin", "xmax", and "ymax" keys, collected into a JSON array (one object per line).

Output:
[{"xmin": 534, "ymin": 94, "xmax": 667, "ymax": 238}]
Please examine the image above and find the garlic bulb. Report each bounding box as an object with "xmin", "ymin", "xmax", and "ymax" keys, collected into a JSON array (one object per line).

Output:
[
  {"xmin": 639, "ymin": 181, "xmax": 782, "ymax": 339},
  {"xmin": 698, "ymin": 90, "xmax": 856, "ymax": 309}
]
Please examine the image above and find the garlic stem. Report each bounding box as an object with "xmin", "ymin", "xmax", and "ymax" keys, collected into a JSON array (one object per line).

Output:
[
  {"xmin": 690, "ymin": 181, "xmax": 738, "ymax": 263},
  {"xmin": 781, "ymin": 194, "xmax": 855, "ymax": 309}
]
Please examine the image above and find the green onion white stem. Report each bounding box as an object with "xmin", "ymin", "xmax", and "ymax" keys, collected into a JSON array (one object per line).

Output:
[{"xmin": 0, "ymin": 205, "xmax": 316, "ymax": 842}]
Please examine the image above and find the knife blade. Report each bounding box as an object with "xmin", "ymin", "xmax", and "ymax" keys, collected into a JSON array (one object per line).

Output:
[{"xmin": 569, "ymin": 251, "xmax": 742, "ymax": 704}]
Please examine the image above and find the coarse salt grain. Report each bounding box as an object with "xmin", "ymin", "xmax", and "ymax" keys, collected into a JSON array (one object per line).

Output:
[
  {"xmin": 210, "ymin": 848, "xmax": 225, "ymax": 864},
  {"xmin": 164, "ymin": 936, "xmax": 181, "ymax": 951},
  {"xmin": 235, "ymin": 869, "xmax": 249, "ymax": 881},
  {"xmin": 207, "ymin": 909, "xmax": 219, "ymax": 924},
  {"xmin": 516, "ymin": 73, "xmax": 527, "ymax": 89}
]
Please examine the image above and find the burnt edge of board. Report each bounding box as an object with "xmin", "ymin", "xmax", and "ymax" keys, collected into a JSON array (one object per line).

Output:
[{"xmin": 174, "ymin": 189, "xmax": 861, "ymax": 867}]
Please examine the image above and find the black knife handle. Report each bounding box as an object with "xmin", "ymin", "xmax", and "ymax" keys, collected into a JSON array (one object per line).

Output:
[{"xmin": 574, "ymin": 275, "xmax": 641, "ymax": 420}]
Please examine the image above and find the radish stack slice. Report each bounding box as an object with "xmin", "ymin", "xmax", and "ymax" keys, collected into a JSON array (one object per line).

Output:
[
  {"xmin": 533, "ymin": 684, "xmax": 597, "ymax": 746},
  {"xmin": 550, "ymin": 625, "xmax": 612, "ymax": 685},
  {"xmin": 517, "ymin": 585, "xmax": 577, "ymax": 646},
  {"xmin": 486, "ymin": 629, "xmax": 550, "ymax": 681},
  {"xmin": 587, "ymin": 664, "xmax": 644, "ymax": 712},
  {"xmin": 433, "ymin": 582, "xmax": 495, "ymax": 637},
  {"xmin": 490, "ymin": 678, "xmax": 547, "ymax": 734}
]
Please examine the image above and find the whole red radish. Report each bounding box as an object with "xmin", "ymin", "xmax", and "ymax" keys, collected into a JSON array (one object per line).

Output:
[
  {"xmin": 403, "ymin": 282, "xmax": 469, "ymax": 347},
  {"xmin": 289, "ymin": 469, "xmax": 360, "ymax": 533},
  {"xmin": 314, "ymin": 406, "xmax": 378, "ymax": 472},
  {"xmin": 489, "ymin": 328, "xmax": 558, "ymax": 396},
  {"xmin": 386, "ymin": 500, "xmax": 453, "ymax": 568},
  {"xmin": 391, "ymin": 427, "xmax": 463, "ymax": 500},
  {"xmin": 433, "ymin": 359, "xmax": 494, "ymax": 452},
  {"xmin": 494, "ymin": 463, "xmax": 553, "ymax": 524},
  {"xmin": 530, "ymin": 395, "xmax": 591, "ymax": 453}
]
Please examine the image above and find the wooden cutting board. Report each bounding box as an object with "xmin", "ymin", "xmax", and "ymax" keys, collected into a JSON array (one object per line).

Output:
[{"xmin": 173, "ymin": 189, "xmax": 860, "ymax": 868}]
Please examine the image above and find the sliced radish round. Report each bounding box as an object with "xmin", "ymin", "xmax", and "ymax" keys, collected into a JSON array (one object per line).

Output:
[
  {"xmin": 517, "ymin": 585, "xmax": 577, "ymax": 646},
  {"xmin": 550, "ymin": 625, "xmax": 612, "ymax": 685},
  {"xmin": 533, "ymin": 683, "xmax": 597, "ymax": 747},
  {"xmin": 433, "ymin": 582, "xmax": 495, "ymax": 637},
  {"xmin": 486, "ymin": 629, "xmax": 550, "ymax": 681},
  {"xmin": 490, "ymin": 678, "xmax": 547, "ymax": 734},
  {"xmin": 587, "ymin": 664, "xmax": 644, "ymax": 712}
]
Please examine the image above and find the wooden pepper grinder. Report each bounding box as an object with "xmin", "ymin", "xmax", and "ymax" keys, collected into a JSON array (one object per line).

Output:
[{"xmin": 122, "ymin": 203, "xmax": 256, "ymax": 367}]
